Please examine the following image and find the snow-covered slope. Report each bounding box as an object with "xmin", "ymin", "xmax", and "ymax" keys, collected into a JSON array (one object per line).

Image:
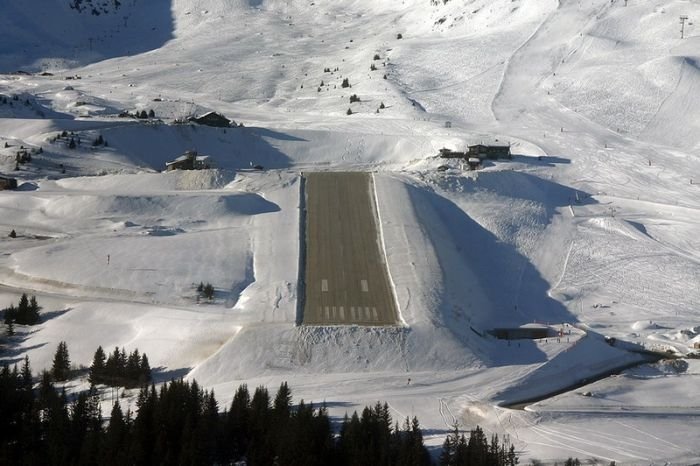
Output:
[
  {"xmin": 0, "ymin": 0, "xmax": 174, "ymax": 71},
  {"xmin": 2, "ymin": 0, "xmax": 700, "ymax": 463}
]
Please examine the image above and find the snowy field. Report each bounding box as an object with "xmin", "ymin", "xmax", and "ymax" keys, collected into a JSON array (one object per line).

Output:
[{"xmin": 1, "ymin": 0, "xmax": 700, "ymax": 463}]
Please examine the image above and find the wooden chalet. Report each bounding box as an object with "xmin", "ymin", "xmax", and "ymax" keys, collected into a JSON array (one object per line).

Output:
[
  {"xmin": 467, "ymin": 143, "xmax": 511, "ymax": 160},
  {"xmin": 165, "ymin": 151, "xmax": 212, "ymax": 171},
  {"xmin": 0, "ymin": 175, "xmax": 18, "ymax": 190},
  {"xmin": 187, "ymin": 111, "xmax": 233, "ymax": 128},
  {"xmin": 438, "ymin": 148, "xmax": 467, "ymax": 158}
]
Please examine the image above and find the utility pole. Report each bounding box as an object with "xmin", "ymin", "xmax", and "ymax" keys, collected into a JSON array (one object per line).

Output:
[{"xmin": 680, "ymin": 15, "xmax": 688, "ymax": 39}]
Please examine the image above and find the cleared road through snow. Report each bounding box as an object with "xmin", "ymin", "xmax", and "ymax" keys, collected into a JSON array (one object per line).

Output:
[{"xmin": 302, "ymin": 172, "xmax": 398, "ymax": 325}]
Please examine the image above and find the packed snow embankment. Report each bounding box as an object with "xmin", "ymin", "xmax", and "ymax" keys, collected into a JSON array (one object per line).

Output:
[
  {"xmin": 9, "ymin": 300, "xmax": 240, "ymax": 379},
  {"xmin": 2, "ymin": 187, "xmax": 280, "ymax": 305}
]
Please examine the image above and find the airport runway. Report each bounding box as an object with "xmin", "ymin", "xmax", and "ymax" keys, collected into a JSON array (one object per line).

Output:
[{"xmin": 302, "ymin": 172, "xmax": 399, "ymax": 326}]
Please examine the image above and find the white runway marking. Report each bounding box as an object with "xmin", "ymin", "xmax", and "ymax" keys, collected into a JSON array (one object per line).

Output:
[
  {"xmin": 351, "ymin": 307, "xmax": 356, "ymax": 321},
  {"xmin": 324, "ymin": 306, "xmax": 330, "ymax": 319},
  {"xmin": 372, "ymin": 307, "xmax": 378, "ymax": 321},
  {"xmin": 332, "ymin": 306, "xmax": 337, "ymax": 319},
  {"xmin": 339, "ymin": 306, "xmax": 345, "ymax": 320},
  {"xmin": 365, "ymin": 307, "xmax": 371, "ymax": 320},
  {"xmin": 321, "ymin": 279, "xmax": 328, "ymax": 292},
  {"xmin": 361, "ymin": 279, "xmax": 368, "ymax": 292}
]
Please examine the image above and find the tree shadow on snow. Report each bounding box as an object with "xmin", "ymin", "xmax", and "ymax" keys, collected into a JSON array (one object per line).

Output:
[
  {"xmin": 40, "ymin": 308, "xmax": 71, "ymax": 323},
  {"xmin": 0, "ymin": 339, "xmax": 48, "ymax": 366},
  {"xmin": 151, "ymin": 366, "xmax": 191, "ymax": 383}
]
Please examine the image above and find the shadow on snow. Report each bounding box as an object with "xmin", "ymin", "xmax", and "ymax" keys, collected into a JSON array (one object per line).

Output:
[
  {"xmin": 405, "ymin": 172, "xmax": 596, "ymax": 366},
  {"xmin": 0, "ymin": 0, "xmax": 175, "ymax": 71}
]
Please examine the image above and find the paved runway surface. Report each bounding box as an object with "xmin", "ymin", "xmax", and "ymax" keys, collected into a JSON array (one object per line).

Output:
[{"xmin": 302, "ymin": 172, "xmax": 399, "ymax": 326}]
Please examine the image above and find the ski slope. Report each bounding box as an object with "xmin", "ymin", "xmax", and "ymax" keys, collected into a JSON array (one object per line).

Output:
[{"xmin": 1, "ymin": 0, "xmax": 700, "ymax": 463}]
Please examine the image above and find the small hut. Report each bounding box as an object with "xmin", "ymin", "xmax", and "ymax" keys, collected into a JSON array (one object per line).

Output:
[
  {"xmin": 0, "ymin": 175, "xmax": 18, "ymax": 190},
  {"xmin": 187, "ymin": 111, "xmax": 233, "ymax": 128},
  {"xmin": 165, "ymin": 151, "xmax": 212, "ymax": 171},
  {"xmin": 467, "ymin": 143, "xmax": 511, "ymax": 160}
]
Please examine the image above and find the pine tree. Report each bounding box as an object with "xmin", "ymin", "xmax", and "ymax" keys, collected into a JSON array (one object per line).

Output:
[
  {"xmin": 203, "ymin": 283, "xmax": 215, "ymax": 300},
  {"xmin": 89, "ymin": 346, "xmax": 106, "ymax": 385},
  {"xmin": 69, "ymin": 386, "xmax": 102, "ymax": 462},
  {"xmin": 51, "ymin": 341, "xmax": 71, "ymax": 381},
  {"xmin": 126, "ymin": 349, "xmax": 140, "ymax": 382},
  {"xmin": 20, "ymin": 355, "xmax": 32, "ymax": 389},
  {"xmin": 225, "ymin": 384, "xmax": 250, "ymax": 460},
  {"xmin": 248, "ymin": 386, "xmax": 272, "ymax": 465},
  {"xmin": 103, "ymin": 402, "xmax": 129, "ymax": 465},
  {"xmin": 139, "ymin": 354, "xmax": 151, "ymax": 385},
  {"xmin": 118, "ymin": 347, "xmax": 128, "ymax": 379},
  {"xmin": 4, "ymin": 304, "xmax": 17, "ymax": 330},
  {"xmin": 132, "ymin": 384, "xmax": 157, "ymax": 465},
  {"xmin": 273, "ymin": 381, "xmax": 292, "ymax": 420},
  {"xmin": 28, "ymin": 296, "xmax": 40, "ymax": 325},
  {"xmin": 17, "ymin": 293, "xmax": 29, "ymax": 324},
  {"xmin": 37, "ymin": 370, "xmax": 70, "ymax": 464},
  {"xmin": 148, "ymin": 109, "xmax": 155, "ymax": 118},
  {"xmin": 105, "ymin": 347, "xmax": 124, "ymax": 385}
]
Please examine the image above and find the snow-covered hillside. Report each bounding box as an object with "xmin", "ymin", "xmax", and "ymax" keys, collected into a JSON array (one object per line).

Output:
[{"xmin": 1, "ymin": 0, "xmax": 699, "ymax": 463}]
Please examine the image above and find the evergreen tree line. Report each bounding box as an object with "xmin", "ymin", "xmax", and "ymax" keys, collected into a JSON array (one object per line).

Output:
[
  {"xmin": 1, "ymin": 355, "xmax": 522, "ymax": 465},
  {"xmin": 89, "ymin": 346, "xmax": 151, "ymax": 388},
  {"xmin": 3, "ymin": 293, "xmax": 41, "ymax": 327},
  {"xmin": 125, "ymin": 381, "xmax": 434, "ymax": 466},
  {"xmin": 0, "ymin": 357, "xmax": 105, "ymax": 465},
  {"xmin": 439, "ymin": 424, "xmax": 517, "ymax": 466},
  {"xmin": 0, "ymin": 357, "xmax": 430, "ymax": 466}
]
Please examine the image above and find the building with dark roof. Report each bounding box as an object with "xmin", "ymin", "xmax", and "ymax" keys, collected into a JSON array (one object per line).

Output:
[{"xmin": 187, "ymin": 111, "xmax": 233, "ymax": 128}]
